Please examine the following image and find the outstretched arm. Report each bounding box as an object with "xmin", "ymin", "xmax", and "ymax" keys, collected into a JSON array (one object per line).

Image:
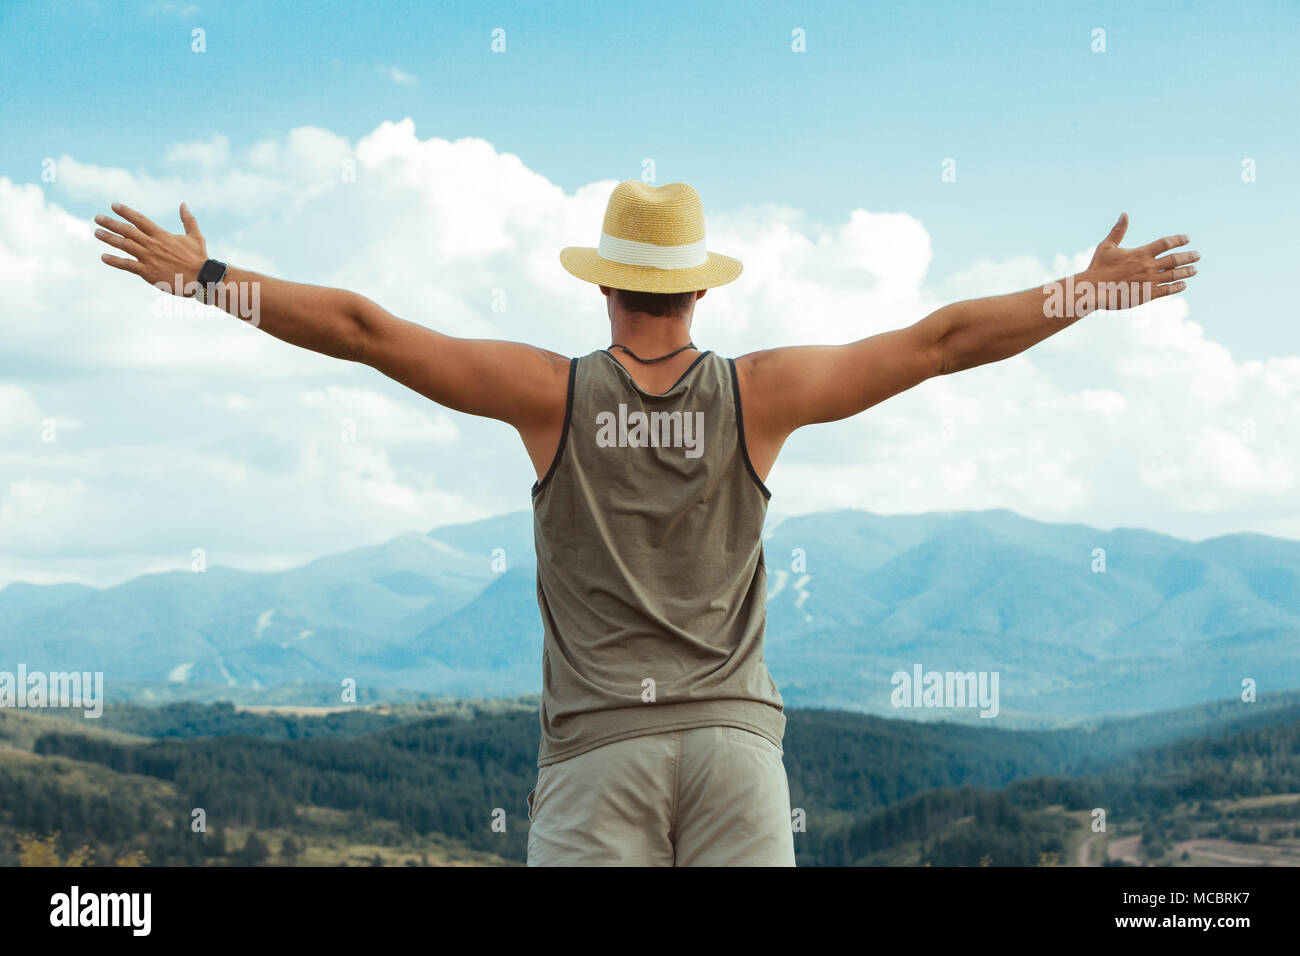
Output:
[
  {"xmin": 95, "ymin": 202, "xmax": 570, "ymax": 477},
  {"xmin": 736, "ymin": 215, "xmax": 1200, "ymax": 478}
]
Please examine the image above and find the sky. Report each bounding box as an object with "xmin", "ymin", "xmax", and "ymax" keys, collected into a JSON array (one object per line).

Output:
[{"xmin": 0, "ymin": 0, "xmax": 1298, "ymax": 587}]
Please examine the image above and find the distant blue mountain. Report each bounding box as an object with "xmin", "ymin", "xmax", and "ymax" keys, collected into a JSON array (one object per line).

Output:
[{"xmin": 2, "ymin": 508, "xmax": 1297, "ymax": 722}]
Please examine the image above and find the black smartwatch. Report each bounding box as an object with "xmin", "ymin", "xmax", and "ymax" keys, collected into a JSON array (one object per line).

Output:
[{"xmin": 196, "ymin": 259, "xmax": 227, "ymax": 304}]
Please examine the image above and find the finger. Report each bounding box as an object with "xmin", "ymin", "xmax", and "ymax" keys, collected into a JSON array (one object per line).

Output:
[
  {"xmin": 1156, "ymin": 265, "xmax": 1197, "ymax": 283},
  {"xmin": 1141, "ymin": 233, "xmax": 1190, "ymax": 257},
  {"xmin": 1151, "ymin": 280, "xmax": 1188, "ymax": 298},
  {"xmin": 100, "ymin": 252, "xmax": 145, "ymax": 276},
  {"xmin": 179, "ymin": 202, "xmax": 203, "ymax": 239},
  {"xmin": 1155, "ymin": 250, "xmax": 1200, "ymax": 270},
  {"xmin": 93, "ymin": 228, "xmax": 143, "ymax": 257},
  {"xmin": 1102, "ymin": 212, "xmax": 1129, "ymax": 247},
  {"xmin": 111, "ymin": 202, "xmax": 163, "ymax": 236},
  {"xmin": 94, "ymin": 213, "xmax": 147, "ymax": 244}
]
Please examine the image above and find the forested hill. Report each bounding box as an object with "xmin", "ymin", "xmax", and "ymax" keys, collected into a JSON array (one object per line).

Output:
[{"xmin": 4, "ymin": 693, "xmax": 1299, "ymax": 866}]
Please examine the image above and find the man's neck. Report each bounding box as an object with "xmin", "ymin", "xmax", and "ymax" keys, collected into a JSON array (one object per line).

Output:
[{"xmin": 608, "ymin": 312, "xmax": 695, "ymax": 359}]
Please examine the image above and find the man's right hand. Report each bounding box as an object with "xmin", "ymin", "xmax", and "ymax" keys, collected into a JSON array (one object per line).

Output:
[{"xmin": 1080, "ymin": 214, "xmax": 1197, "ymax": 311}]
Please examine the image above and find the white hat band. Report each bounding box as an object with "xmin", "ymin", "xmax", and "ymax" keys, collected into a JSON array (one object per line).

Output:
[{"xmin": 598, "ymin": 232, "xmax": 708, "ymax": 270}]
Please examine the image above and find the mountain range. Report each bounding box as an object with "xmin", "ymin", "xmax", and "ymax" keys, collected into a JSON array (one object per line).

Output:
[{"xmin": 2, "ymin": 508, "xmax": 1298, "ymax": 724}]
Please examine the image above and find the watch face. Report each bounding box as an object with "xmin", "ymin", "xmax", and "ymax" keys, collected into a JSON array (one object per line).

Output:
[{"xmin": 198, "ymin": 259, "xmax": 225, "ymax": 284}]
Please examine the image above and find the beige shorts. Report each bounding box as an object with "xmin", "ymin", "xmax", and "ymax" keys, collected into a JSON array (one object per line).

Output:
[{"xmin": 526, "ymin": 725, "xmax": 796, "ymax": 867}]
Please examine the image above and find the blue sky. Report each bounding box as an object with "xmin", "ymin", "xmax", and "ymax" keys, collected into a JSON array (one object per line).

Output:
[
  {"xmin": 1, "ymin": 0, "xmax": 1298, "ymax": 586},
  {"xmin": 2, "ymin": 0, "xmax": 1296, "ymax": 356}
]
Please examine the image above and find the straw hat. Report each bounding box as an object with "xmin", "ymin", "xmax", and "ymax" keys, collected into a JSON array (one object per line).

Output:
[{"xmin": 560, "ymin": 181, "xmax": 742, "ymax": 293}]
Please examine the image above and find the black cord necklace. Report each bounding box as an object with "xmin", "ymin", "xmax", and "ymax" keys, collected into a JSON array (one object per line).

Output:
[{"xmin": 608, "ymin": 342, "xmax": 697, "ymax": 364}]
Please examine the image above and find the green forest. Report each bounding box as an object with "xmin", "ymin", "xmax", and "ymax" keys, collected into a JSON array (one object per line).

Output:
[{"xmin": 2, "ymin": 697, "xmax": 1299, "ymax": 867}]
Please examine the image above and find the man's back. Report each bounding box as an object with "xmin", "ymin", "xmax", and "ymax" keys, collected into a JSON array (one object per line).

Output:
[{"xmin": 532, "ymin": 348, "xmax": 784, "ymax": 767}]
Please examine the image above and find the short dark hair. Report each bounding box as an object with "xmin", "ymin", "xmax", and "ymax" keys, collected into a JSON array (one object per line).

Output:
[{"xmin": 611, "ymin": 288, "xmax": 698, "ymax": 317}]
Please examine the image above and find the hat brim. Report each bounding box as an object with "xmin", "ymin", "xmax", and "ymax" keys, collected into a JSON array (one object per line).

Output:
[{"xmin": 559, "ymin": 247, "xmax": 742, "ymax": 293}]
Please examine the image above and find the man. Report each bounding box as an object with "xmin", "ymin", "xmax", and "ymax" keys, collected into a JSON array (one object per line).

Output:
[{"xmin": 95, "ymin": 180, "xmax": 1199, "ymax": 866}]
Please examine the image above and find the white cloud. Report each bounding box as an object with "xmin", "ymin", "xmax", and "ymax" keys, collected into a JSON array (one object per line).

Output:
[
  {"xmin": 1, "ymin": 119, "xmax": 1297, "ymax": 586},
  {"xmin": 296, "ymin": 386, "xmax": 459, "ymax": 445},
  {"xmin": 163, "ymin": 134, "xmax": 231, "ymax": 173},
  {"xmin": 379, "ymin": 65, "xmax": 418, "ymax": 86},
  {"xmin": 0, "ymin": 385, "xmax": 42, "ymax": 435}
]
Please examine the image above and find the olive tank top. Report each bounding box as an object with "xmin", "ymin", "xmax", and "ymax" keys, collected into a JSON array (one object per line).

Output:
[{"xmin": 530, "ymin": 348, "xmax": 785, "ymax": 767}]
